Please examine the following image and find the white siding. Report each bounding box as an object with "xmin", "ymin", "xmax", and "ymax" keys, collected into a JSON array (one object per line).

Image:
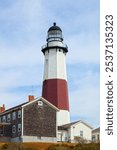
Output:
[
  {"xmin": 92, "ymin": 130, "xmax": 100, "ymax": 142},
  {"xmin": 57, "ymin": 50, "xmax": 67, "ymax": 79},
  {"xmin": 70, "ymin": 122, "xmax": 92, "ymax": 141},
  {"xmin": 57, "ymin": 130, "xmax": 68, "ymax": 142},
  {"xmin": 57, "ymin": 121, "xmax": 92, "ymax": 143}
]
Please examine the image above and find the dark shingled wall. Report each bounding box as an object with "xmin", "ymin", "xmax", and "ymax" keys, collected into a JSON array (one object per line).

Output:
[{"xmin": 23, "ymin": 100, "xmax": 56, "ymax": 137}]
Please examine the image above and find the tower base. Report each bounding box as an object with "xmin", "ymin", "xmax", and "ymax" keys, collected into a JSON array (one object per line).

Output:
[{"xmin": 57, "ymin": 110, "xmax": 70, "ymax": 126}]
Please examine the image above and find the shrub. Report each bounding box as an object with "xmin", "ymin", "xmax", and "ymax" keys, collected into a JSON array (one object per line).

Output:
[
  {"xmin": 0, "ymin": 142, "xmax": 100, "ymax": 150},
  {"xmin": 46, "ymin": 143, "xmax": 100, "ymax": 150},
  {"xmin": 74, "ymin": 136, "xmax": 87, "ymax": 144},
  {"xmin": 74, "ymin": 143, "xmax": 100, "ymax": 150},
  {"xmin": 0, "ymin": 143, "xmax": 37, "ymax": 150},
  {"xmin": 46, "ymin": 144, "xmax": 72, "ymax": 150}
]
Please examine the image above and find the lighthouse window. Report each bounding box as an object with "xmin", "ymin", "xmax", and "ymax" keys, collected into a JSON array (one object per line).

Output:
[{"xmin": 59, "ymin": 49, "xmax": 61, "ymax": 52}]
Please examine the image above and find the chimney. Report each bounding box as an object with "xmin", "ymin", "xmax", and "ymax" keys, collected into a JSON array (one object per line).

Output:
[
  {"xmin": 28, "ymin": 95, "xmax": 34, "ymax": 102},
  {"xmin": 0, "ymin": 104, "xmax": 5, "ymax": 113}
]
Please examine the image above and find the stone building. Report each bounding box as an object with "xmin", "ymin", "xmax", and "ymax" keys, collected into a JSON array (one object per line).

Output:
[{"xmin": 0, "ymin": 96, "xmax": 58, "ymax": 142}]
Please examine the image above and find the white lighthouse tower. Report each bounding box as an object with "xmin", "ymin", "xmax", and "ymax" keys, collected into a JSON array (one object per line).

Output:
[{"xmin": 41, "ymin": 23, "xmax": 70, "ymax": 126}]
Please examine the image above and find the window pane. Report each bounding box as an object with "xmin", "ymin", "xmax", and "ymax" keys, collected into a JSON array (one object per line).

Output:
[
  {"xmin": 18, "ymin": 124, "xmax": 21, "ymax": 132},
  {"xmin": 80, "ymin": 131, "xmax": 83, "ymax": 137},
  {"xmin": 7, "ymin": 114, "xmax": 11, "ymax": 122},
  {"xmin": 12, "ymin": 112, "xmax": 16, "ymax": 120},
  {"xmin": 12, "ymin": 125, "xmax": 16, "ymax": 133},
  {"xmin": 18, "ymin": 110, "xmax": 21, "ymax": 118}
]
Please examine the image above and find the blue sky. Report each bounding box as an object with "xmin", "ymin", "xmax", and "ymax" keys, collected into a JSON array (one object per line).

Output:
[{"xmin": 0, "ymin": 0, "xmax": 99, "ymax": 128}]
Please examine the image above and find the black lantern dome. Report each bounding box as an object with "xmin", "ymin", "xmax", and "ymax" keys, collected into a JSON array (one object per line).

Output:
[
  {"xmin": 47, "ymin": 22, "xmax": 63, "ymax": 42},
  {"xmin": 48, "ymin": 22, "xmax": 62, "ymax": 32}
]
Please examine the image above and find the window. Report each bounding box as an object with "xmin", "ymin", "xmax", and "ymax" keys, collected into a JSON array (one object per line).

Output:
[
  {"xmin": 80, "ymin": 130, "xmax": 83, "ymax": 137},
  {"xmin": 65, "ymin": 137, "xmax": 68, "ymax": 141},
  {"xmin": 37, "ymin": 136, "xmax": 41, "ymax": 140},
  {"xmin": 18, "ymin": 124, "xmax": 21, "ymax": 132},
  {"xmin": 12, "ymin": 112, "xmax": 16, "ymax": 120},
  {"xmin": 2, "ymin": 116, "xmax": 6, "ymax": 122},
  {"xmin": 12, "ymin": 125, "xmax": 16, "ymax": 133},
  {"xmin": 0, "ymin": 128, "xmax": 3, "ymax": 136},
  {"xmin": 92, "ymin": 135, "xmax": 96, "ymax": 141},
  {"xmin": 7, "ymin": 114, "xmax": 11, "ymax": 122},
  {"xmin": 38, "ymin": 101, "xmax": 43, "ymax": 106},
  {"xmin": 18, "ymin": 110, "xmax": 21, "ymax": 118}
]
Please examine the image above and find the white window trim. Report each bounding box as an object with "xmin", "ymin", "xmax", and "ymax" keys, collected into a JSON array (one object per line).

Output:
[
  {"xmin": 18, "ymin": 124, "xmax": 21, "ymax": 132},
  {"xmin": 3, "ymin": 116, "xmax": 6, "ymax": 122},
  {"xmin": 12, "ymin": 125, "xmax": 16, "ymax": 134},
  {"xmin": 38, "ymin": 101, "xmax": 43, "ymax": 106},
  {"xmin": 18, "ymin": 110, "xmax": 21, "ymax": 118},
  {"xmin": 80, "ymin": 130, "xmax": 83, "ymax": 137},
  {"xmin": 7, "ymin": 114, "xmax": 11, "ymax": 122},
  {"xmin": 12, "ymin": 112, "xmax": 16, "ymax": 120}
]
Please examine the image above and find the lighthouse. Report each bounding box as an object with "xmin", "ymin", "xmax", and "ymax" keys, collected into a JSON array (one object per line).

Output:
[{"xmin": 41, "ymin": 23, "xmax": 70, "ymax": 126}]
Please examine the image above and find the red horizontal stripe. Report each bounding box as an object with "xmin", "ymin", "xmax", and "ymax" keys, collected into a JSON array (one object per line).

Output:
[{"xmin": 42, "ymin": 79, "xmax": 69, "ymax": 110}]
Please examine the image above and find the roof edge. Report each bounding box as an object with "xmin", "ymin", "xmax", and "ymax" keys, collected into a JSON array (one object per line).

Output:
[
  {"xmin": 59, "ymin": 120, "xmax": 93, "ymax": 129},
  {"xmin": 22, "ymin": 96, "xmax": 59, "ymax": 111}
]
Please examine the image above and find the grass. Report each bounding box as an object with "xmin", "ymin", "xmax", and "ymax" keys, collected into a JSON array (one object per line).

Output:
[
  {"xmin": 0, "ymin": 142, "xmax": 100, "ymax": 150},
  {"xmin": 46, "ymin": 143, "xmax": 100, "ymax": 150},
  {"xmin": 0, "ymin": 142, "xmax": 56, "ymax": 150}
]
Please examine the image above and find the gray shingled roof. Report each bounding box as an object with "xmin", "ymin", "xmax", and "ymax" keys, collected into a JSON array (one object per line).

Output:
[
  {"xmin": 58, "ymin": 120, "xmax": 93, "ymax": 130},
  {"xmin": 92, "ymin": 127, "xmax": 100, "ymax": 133}
]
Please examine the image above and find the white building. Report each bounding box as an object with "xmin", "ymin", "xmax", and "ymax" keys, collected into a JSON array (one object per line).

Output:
[
  {"xmin": 58, "ymin": 120, "xmax": 93, "ymax": 143},
  {"xmin": 92, "ymin": 127, "xmax": 100, "ymax": 142}
]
